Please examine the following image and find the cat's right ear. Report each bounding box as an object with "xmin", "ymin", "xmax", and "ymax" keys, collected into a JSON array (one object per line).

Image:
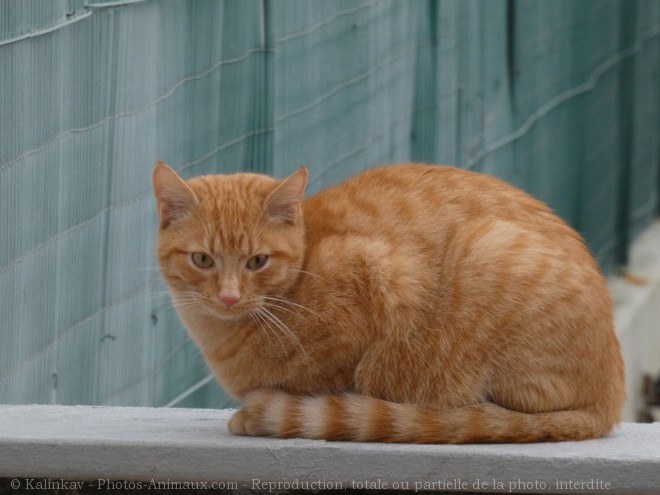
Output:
[{"xmin": 152, "ymin": 161, "xmax": 198, "ymax": 229}]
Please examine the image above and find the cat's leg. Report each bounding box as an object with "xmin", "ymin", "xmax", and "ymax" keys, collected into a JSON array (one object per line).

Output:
[{"xmin": 487, "ymin": 328, "xmax": 624, "ymax": 426}]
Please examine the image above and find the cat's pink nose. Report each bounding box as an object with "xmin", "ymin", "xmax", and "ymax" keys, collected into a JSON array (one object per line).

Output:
[{"xmin": 219, "ymin": 294, "xmax": 241, "ymax": 309}]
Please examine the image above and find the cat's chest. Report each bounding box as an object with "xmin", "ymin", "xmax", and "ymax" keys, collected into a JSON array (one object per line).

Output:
[{"xmin": 185, "ymin": 316, "xmax": 357, "ymax": 398}]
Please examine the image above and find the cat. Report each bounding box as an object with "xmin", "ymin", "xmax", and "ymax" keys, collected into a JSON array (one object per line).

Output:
[{"xmin": 152, "ymin": 160, "xmax": 624, "ymax": 443}]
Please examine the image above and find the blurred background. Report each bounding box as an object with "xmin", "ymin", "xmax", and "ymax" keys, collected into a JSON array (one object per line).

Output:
[{"xmin": 1, "ymin": 0, "xmax": 659, "ymax": 419}]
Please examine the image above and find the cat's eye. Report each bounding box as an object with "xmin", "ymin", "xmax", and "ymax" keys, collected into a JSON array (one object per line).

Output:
[
  {"xmin": 191, "ymin": 252, "xmax": 214, "ymax": 269},
  {"xmin": 246, "ymin": 254, "xmax": 269, "ymax": 271}
]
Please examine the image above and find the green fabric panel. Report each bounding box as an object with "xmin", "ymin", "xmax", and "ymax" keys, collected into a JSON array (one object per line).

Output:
[
  {"xmin": 627, "ymin": 1, "xmax": 660, "ymax": 245},
  {"xmin": 512, "ymin": 1, "xmax": 626, "ymax": 270},
  {"xmin": 270, "ymin": 1, "xmax": 420, "ymax": 192},
  {"xmin": 0, "ymin": 0, "xmax": 268, "ymax": 408},
  {"xmin": 0, "ymin": 0, "xmax": 86, "ymax": 44},
  {"xmin": 0, "ymin": 0, "xmax": 658, "ymax": 408}
]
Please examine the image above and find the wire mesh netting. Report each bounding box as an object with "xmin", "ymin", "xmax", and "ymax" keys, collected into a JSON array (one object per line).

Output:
[{"xmin": 1, "ymin": 0, "xmax": 659, "ymax": 408}]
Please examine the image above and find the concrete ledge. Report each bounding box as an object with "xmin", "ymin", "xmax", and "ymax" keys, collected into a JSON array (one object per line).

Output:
[{"xmin": 1, "ymin": 405, "xmax": 659, "ymax": 494}]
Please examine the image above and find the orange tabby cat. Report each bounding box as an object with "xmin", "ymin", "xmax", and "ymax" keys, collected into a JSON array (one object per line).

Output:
[{"xmin": 152, "ymin": 161, "xmax": 624, "ymax": 443}]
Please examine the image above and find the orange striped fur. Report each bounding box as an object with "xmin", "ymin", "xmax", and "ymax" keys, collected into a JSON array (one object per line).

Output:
[{"xmin": 153, "ymin": 162, "xmax": 624, "ymax": 443}]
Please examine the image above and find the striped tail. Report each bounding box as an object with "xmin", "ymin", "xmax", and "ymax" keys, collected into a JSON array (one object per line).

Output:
[{"xmin": 227, "ymin": 389, "xmax": 612, "ymax": 443}]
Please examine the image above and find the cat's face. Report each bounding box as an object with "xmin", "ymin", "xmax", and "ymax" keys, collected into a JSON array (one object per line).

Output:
[{"xmin": 152, "ymin": 162, "xmax": 307, "ymax": 322}]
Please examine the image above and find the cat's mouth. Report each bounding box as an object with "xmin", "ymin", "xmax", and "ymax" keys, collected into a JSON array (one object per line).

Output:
[
  {"xmin": 205, "ymin": 304, "xmax": 251, "ymax": 321},
  {"xmin": 184, "ymin": 293, "xmax": 285, "ymax": 324},
  {"xmin": 200, "ymin": 299, "xmax": 263, "ymax": 322},
  {"xmin": 206, "ymin": 299, "xmax": 291, "ymax": 330}
]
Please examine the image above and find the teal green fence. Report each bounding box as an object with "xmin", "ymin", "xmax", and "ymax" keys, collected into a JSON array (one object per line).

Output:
[{"xmin": 1, "ymin": 0, "xmax": 659, "ymax": 408}]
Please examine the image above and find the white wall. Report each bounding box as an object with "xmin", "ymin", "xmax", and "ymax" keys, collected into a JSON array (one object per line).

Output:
[{"xmin": 609, "ymin": 220, "xmax": 660, "ymax": 422}]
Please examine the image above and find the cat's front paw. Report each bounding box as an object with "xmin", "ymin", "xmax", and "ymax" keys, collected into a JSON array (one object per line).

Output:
[
  {"xmin": 227, "ymin": 408, "xmax": 253, "ymax": 436},
  {"xmin": 227, "ymin": 389, "xmax": 282, "ymax": 437}
]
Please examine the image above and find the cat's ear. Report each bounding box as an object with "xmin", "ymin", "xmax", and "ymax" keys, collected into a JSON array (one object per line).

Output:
[
  {"xmin": 264, "ymin": 166, "xmax": 308, "ymax": 224},
  {"xmin": 152, "ymin": 161, "xmax": 198, "ymax": 229}
]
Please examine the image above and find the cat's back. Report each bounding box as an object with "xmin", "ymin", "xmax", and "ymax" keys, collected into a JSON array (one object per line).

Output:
[
  {"xmin": 302, "ymin": 163, "xmax": 577, "ymax": 245},
  {"xmin": 300, "ymin": 163, "xmax": 604, "ymax": 316}
]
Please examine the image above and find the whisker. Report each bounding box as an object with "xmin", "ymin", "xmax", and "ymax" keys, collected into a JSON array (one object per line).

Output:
[
  {"xmin": 258, "ymin": 307, "xmax": 308, "ymax": 359},
  {"xmin": 165, "ymin": 302, "xmax": 202, "ymax": 315},
  {"xmin": 250, "ymin": 208, "xmax": 275, "ymax": 242},
  {"xmin": 261, "ymin": 301, "xmax": 310, "ymax": 323},
  {"xmin": 168, "ymin": 299, "xmax": 201, "ymax": 307},
  {"xmin": 291, "ymin": 268, "xmax": 329, "ymax": 284},
  {"xmin": 253, "ymin": 308, "xmax": 288, "ymax": 357},
  {"xmin": 247, "ymin": 312, "xmax": 270, "ymax": 346},
  {"xmin": 249, "ymin": 208, "xmax": 263, "ymax": 240},
  {"xmin": 262, "ymin": 295, "xmax": 321, "ymax": 319},
  {"xmin": 258, "ymin": 309, "xmax": 296, "ymax": 356},
  {"xmin": 253, "ymin": 220, "xmax": 275, "ymax": 243}
]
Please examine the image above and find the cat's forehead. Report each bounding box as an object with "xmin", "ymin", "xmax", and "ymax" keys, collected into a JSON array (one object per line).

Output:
[
  {"xmin": 189, "ymin": 173, "xmax": 274, "ymax": 214},
  {"xmin": 187, "ymin": 173, "xmax": 277, "ymax": 253},
  {"xmin": 189, "ymin": 172, "xmax": 276, "ymax": 199}
]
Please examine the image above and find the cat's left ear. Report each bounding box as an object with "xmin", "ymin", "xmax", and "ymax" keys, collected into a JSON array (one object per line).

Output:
[
  {"xmin": 264, "ymin": 166, "xmax": 308, "ymax": 224},
  {"xmin": 152, "ymin": 160, "xmax": 198, "ymax": 229}
]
